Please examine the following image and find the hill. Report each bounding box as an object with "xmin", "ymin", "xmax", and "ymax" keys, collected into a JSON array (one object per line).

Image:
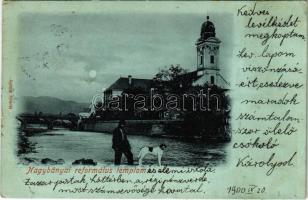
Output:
[{"xmin": 19, "ymin": 96, "xmax": 89, "ymax": 115}]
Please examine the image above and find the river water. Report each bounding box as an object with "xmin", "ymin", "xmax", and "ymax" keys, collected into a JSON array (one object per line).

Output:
[{"xmin": 23, "ymin": 129, "xmax": 230, "ymax": 166}]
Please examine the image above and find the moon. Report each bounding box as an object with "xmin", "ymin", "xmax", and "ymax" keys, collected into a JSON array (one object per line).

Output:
[{"xmin": 89, "ymin": 70, "xmax": 97, "ymax": 79}]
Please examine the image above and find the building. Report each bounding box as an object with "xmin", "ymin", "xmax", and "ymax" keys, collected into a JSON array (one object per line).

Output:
[
  {"xmin": 104, "ymin": 75, "xmax": 153, "ymax": 103},
  {"xmin": 192, "ymin": 16, "xmax": 229, "ymax": 88},
  {"xmin": 104, "ymin": 16, "xmax": 229, "ymax": 104}
]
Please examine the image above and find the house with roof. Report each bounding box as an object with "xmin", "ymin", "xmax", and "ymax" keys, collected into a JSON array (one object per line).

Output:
[{"xmin": 103, "ymin": 75, "xmax": 153, "ymax": 103}]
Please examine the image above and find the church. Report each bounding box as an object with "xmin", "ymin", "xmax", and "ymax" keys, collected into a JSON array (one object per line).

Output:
[
  {"xmin": 193, "ymin": 16, "xmax": 229, "ymax": 88},
  {"xmin": 104, "ymin": 16, "xmax": 229, "ymax": 101}
]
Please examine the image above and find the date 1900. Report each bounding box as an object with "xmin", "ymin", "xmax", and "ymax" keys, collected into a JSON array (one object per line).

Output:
[{"xmin": 227, "ymin": 185, "xmax": 266, "ymax": 195}]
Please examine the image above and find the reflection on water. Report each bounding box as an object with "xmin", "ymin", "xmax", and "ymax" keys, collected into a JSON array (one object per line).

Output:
[{"xmin": 22, "ymin": 130, "xmax": 230, "ymax": 166}]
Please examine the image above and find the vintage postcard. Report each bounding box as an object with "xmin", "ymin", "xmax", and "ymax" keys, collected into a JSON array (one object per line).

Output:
[{"xmin": 1, "ymin": 1, "xmax": 307, "ymax": 198}]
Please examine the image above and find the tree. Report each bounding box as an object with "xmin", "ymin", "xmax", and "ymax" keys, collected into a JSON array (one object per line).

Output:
[
  {"xmin": 154, "ymin": 64, "xmax": 187, "ymax": 82},
  {"xmin": 153, "ymin": 64, "xmax": 187, "ymax": 94}
]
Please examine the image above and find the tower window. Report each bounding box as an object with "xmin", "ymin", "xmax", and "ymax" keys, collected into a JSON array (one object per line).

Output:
[
  {"xmin": 210, "ymin": 55, "xmax": 214, "ymax": 64},
  {"xmin": 211, "ymin": 76, "xmax": 215, "ymax": 84},
  {"xmin": 200, "ymin": 55, "xmax": 203, "ymax": 65}
]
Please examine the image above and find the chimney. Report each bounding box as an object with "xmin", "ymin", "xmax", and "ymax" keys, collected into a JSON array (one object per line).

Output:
[{"xmin": 128, "ymin": 75, "xmax": 132, "ymax": 85}]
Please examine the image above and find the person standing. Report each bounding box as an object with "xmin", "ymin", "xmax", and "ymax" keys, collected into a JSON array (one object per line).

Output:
[{"xmin": 112, "ymin": 120, "xmax": 134, "ymax": 165}]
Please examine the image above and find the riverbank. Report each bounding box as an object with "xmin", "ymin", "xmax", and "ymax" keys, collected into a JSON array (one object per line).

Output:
[
  {"xmin": 82, "ymin": 120, "xmax": 230, "ymax": 142},
  {"xmin": 18, "ymin": 129, "xmax": 229, "ymax": 166}
]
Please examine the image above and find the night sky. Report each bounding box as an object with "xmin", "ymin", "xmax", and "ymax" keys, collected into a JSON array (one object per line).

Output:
[{"xmin": 17, "ymin": 10, "xmax": 233, "ymax": 103}]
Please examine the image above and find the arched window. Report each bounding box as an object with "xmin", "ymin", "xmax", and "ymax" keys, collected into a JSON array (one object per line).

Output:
[
  {"xmin": 210, "ymin": 55, "xmax": 214, "ymax": 64},
  {"xmin": 211, "ymin": 76, "xmax": 215, "ymax": 84}
]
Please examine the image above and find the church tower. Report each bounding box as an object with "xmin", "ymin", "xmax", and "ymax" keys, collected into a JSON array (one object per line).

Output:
[{"xmin": 195, "ymin": 16, "xmax": 221, "ymax": 86}]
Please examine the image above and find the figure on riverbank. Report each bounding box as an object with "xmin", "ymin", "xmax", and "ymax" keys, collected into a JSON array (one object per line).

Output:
[{"xmin": 112, "ymin": 120, "xmax": 134, "ymax": 165}]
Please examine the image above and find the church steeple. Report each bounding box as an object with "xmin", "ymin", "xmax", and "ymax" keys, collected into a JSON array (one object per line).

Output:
[{"xmin": 195, "ymin": 16, "xmax": 221, "ymax": 85}]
